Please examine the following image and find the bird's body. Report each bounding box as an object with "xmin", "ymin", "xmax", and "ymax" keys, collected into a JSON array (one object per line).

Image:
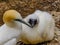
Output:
[
  {"xmin": 0, "ymin": 24, "xmax": 21, "ymax": 45},
  {"xmin": 20, "ymin": 10, "xmax": 55, "ymax": 44}
]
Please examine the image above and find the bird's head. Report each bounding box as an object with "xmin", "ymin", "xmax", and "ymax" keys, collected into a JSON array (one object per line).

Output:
[
  {"xmin": 25, "ymin": 14, "xmax": 39, "ymax": 28},
  {"xmin": 28, "ymin": 10, "xmax": 41, "ymax": 27},
  {"xmin": 3, "ymin": 10, "xmax": 21, "ymax": 23},
  {"xmin": 3, "ymin": 10, "xmax": 32, "ymax": 28}
]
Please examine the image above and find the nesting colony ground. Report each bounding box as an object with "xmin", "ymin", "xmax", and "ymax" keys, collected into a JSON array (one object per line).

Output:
[{"xmin": 0, "ymin": 0, "xmax": 60, "ymax": 45}]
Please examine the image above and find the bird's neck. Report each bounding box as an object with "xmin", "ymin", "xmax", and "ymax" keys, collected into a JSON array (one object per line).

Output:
[{"xmin": 6, "ymin": 21, "xmax": 22, "ymax": 30}]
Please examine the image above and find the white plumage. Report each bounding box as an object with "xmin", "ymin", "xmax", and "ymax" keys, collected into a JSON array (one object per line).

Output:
[
  {"xmin": 0, "ymin": 24, "xmax": 21, "ymax": 45},
  {"xmin": 20, "ymin": 10, "xmax": 55, "ymax": 44},
  {"xmin": 0, "ymin": 10, "xmax": 31, "ymax": 45},
  {"xmin": 4, "ymin": 38, "xmax": 16, "ymax": 45}
]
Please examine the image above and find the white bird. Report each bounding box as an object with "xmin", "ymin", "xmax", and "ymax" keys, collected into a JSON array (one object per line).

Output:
[
  {"xmin": 20, "ymin": 10, "xmax": 55, "ymax": 44},
  {"xmin": 0, "ymin": 10, "xmax": 31, "ymax": 45}
]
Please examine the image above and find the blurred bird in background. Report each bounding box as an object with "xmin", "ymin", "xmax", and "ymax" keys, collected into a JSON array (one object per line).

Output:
[
  {"xmin": 0, "ymin": 10, "xmax": 32, "ymax": 45},
  {"xmin": 19, "ymin": 10, "xmax": 55, "ymax": 44}
]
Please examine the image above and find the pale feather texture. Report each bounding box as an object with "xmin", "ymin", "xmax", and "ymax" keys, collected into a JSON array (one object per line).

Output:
[
  {"xmin": 0, "ymin": 10, "xmax": 22, "ymax": 45},
  {"xmin": 4, "ymin": 38, "xmax": 16, "ymax": 45},
  {"xmin": 0, "ymin": 23, "xmax": 21, "ymax": 45},
  {"xmin": 20, "ymin": 10, "xmax": 55, "ymax": 44}
]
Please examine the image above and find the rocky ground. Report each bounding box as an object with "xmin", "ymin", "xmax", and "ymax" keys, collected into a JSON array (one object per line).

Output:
[{"xmin": 0, "ymin": 0, "xmax": 60, "ymax": 45}]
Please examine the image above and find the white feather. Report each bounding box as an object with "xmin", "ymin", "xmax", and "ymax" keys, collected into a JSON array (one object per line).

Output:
[
  {"xmin": 4, "ymin": 38, "xmax": 16, "ymax": 45},
  {"xmin": 0, "ymin": 22, "xmax": 21, "ymax": 45}
]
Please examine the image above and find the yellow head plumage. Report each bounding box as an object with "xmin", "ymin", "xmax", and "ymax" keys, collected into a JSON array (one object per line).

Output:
[
  {"xmin": 3, "ymin": 10, "xmax": 32, "ymax": 28},
  {"xmin": 3, "ymin": 10, "xmax": 22, "ymax": 24}
]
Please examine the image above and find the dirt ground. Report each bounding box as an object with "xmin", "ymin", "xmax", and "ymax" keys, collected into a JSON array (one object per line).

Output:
[{"xmin": 0, "ymin": 0, "xmax": 60, "ymax": 45}]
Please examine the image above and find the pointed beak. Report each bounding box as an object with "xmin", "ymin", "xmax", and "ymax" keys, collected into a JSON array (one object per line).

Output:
[{"xmin": 14, "ymin": 19, "xmax": 33, "ymax": 28}]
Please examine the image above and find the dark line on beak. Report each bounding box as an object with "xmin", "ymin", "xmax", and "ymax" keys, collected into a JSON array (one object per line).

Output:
[{"xmin": 14, "ymin": 19, "xmax": 33, "ymax": 28}]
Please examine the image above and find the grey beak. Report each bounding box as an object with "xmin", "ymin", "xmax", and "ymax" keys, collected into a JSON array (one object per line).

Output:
[{"xmin": 14, "ymin": 19, "xmax": 33, "ymax": 28}]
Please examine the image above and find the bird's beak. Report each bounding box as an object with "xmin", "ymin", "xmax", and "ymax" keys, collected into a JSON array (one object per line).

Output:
[{"xmin": 14, "ymin": 19, "xmax": 33, "ymax": 28}]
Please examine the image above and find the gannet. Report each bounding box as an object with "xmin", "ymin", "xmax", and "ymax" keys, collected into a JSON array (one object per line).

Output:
[{"xmin": 0, "ymin": 10, "xmax": 31, "ymax": 45}]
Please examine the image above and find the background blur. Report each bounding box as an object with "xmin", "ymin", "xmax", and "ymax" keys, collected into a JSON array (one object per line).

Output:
[{"xmin": 0, "ymin": 0, "xmax": 60, "ymax": 45}]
